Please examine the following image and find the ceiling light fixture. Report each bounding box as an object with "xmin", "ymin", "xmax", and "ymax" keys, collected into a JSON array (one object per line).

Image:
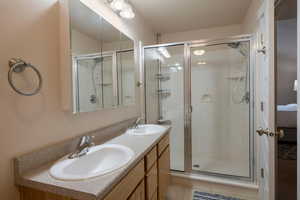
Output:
[
  {"xmin": 120, "ymin": 3, "xmax": 135, "ymax": 19},
  {"xmin": 158, "ymin": 47, "xmax": 171, "ymax": 58},
  {"xmin": 110, "ymin": 0, "xmax": 125, "ymax": 11},
  {"xmin": 108, "ymin": 0, "xmax": 135, "ymax": 19},
  {"xmin": 197, "ymin": 61, "xmax": 207, "ymax": 65},
  {"xmin": 193, "ymin": 49, "xmax": 206, "ymax": 56}
]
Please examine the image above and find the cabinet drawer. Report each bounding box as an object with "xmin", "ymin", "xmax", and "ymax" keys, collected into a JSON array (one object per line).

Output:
[
  {"xmin": 146, "ymin": 163, "xmax": 157, "ymax": 200},
  {"xmin": 104, "ymin": 160, "xmax": 145, "ymax": 200},
  {"xmin": 128, "ymin": 180, "xmax": 145, "ymax": 200},
  {"xmin": 146, "ymin": 146, "xmax": 157, "ymax": 172},
  {"xmin": 158, "ymin": 134, "xmax": 169, "ymax": 156}
]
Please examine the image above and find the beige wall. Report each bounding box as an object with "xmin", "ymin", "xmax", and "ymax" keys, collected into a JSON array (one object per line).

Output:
[
  {"xmin": 241, "ymin": 0, "xmax": 262, "ymax": 34},
  {"xmin": 160, "ymin": 24, "xmax": 242, "ymax": 43},
  {"xmin": 71, "ymin": 29, "xmax": 101, "ymax": 54},
  {"xmin": 0, "ymin": 0, "xmax": 154, "ymax": 199}
]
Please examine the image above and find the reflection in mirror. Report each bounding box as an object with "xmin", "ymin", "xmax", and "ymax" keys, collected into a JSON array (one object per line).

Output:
[
  {"xmin": 101, "ymin": 22, "xmax": 136, "ymax": 106},
  {"xmin": 70, "ymin": 0, "xmax": 135, "ymax": 113},
  {"xmin": 117, "ymin": 48, "xmax": 135, "ymax": 106}
]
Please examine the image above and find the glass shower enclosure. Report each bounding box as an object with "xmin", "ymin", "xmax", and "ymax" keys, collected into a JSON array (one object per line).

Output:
[{"xmin": 144, "ymin": 36, "xmax": 254, "ymax": 181}]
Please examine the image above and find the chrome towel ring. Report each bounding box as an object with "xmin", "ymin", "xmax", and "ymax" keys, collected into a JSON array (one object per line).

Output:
[{"xmin": 8, "ymin": 58, "xmax": 42, "ymax": 96}]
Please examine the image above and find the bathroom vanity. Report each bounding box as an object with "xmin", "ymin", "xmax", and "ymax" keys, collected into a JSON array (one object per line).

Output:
[
  {"xmin": 15, "ymin": 122, "xmax": 170, "ymax": 200},
  {"xmin": 14, "ymin": 0, "xmax": 170, "ymax": 198}
]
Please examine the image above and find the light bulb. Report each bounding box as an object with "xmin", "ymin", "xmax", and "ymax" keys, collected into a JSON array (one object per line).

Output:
[
  {"xmin": 193, "ymin": 49, "xmax": 206, "ymax": 56},
  {"xmin": 120, "ymin": 3, "xmax": 135, "ymax": 19},
  {"xmin": 197, "ymin": 61, "xmax": 207, "ymax": 65},
  {"xmin": 110, "ymin": 0, "xmax": 125, "ymax": 11},
  {"xmin": 157, "ymin": 47, "xmax": 171, "ymax": 58}
]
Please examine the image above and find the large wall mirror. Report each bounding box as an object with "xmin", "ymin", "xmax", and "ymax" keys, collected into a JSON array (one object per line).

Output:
[{"xmin": 69, "ymin": 0, "xmax": 136, "ymax": 113}]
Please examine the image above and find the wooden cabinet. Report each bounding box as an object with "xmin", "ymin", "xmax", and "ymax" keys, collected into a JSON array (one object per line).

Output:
[
  {"xmin": 128, "ymin": 180, "xmax": 145, "ymax": 200},
  {"xmin": 150, "ymin": 191, "xmax": 157, "ymax": 200},
  {"xmin": 146, "ymin": 163, "xmax": 158, "ymax": 200},
  {"xmin": 158, "ymin": 139, "xmax": 170, "ymax": 200},
  {"xmin": 104, "ymin": 160, "xmax": 145, "ymax": 200},
  {"xmin": 158, "ymin": 135, "xmax": 169, "ymax": 156},
  {"xmin": 145, "ymin": 146, "xmax": 157, "ymax": 171},
  {"xmin": 19, "ymin": 187, "xmax": 76, "ymax": 200},
  {"xmin": 19, "ymin": 133, "xmax": 170, "ymax": 200}
]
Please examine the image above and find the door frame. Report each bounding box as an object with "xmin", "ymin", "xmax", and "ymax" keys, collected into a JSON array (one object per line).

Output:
[
  {"xmin": 143, "ymin": 35, "xmax": 257, "ymax": 182},
  {"xmin": 256, "ymin": 0, "xmax": 277, "ymax": 199},
  {"xmin": 185, "ymin": 36, "xmax": 256, "ymax": 182},
  {"xmin": 297, "ymin": 0, "xmax": 300, "ymax": 199}
]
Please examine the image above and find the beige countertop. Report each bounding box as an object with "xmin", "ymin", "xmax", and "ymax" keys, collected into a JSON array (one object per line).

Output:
[{"xmin": 16, "ymin": 127, "xmax": 170, "ymax": 200}]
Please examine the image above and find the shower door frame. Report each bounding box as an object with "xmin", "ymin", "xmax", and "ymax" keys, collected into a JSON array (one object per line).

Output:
[
  {"xmin": 72, "ymin": 51, "xmax": 117, "ymax": 113},
  {"xmin": 185, "ymin": 35, "xmax": 256, "ymax": 182},
  {"xmin": 143, "ymin": 34, "xmax": 256, "ymax": 182}
]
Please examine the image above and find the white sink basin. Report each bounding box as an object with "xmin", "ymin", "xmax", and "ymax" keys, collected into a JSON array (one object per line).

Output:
[
  {"xmin": 49, "ymin": 144, "xmax": 134, "ymax": 181},
  {"xmin": 126, "ymin": 124, "xmax": 167, "ymax": 136}
]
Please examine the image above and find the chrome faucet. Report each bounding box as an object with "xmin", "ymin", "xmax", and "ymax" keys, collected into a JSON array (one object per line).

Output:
[
  {"xmin": 131, "ymin": 117, "xmax": 143, "ymax": 129},
  {"xmin": 68, "ymin": 135, "xmax": 95, "ymax": 159}
]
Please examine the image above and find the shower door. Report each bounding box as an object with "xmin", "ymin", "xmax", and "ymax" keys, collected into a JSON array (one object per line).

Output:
[
  {"xmin": 144, "ymin": 44, "xmax": 185, "ymax": 171},
  {"xmin": 188, "ymin": 40, "xmax": 253, "ymax": 179},
  {"xmin": 143, "ymin": 37, "xmax": 254, "ymax": 180}
]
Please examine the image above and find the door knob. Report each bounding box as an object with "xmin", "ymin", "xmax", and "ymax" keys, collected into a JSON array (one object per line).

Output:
[
  {"xmin": 269, "ymin": 129, "xmax": 285, "ymax": 138},
  {"xmin": 256, "ymin": 128, "xmax": 269, "ymax": 136},
  {"xmin": 256, "ymin": 128, "xmax": 285, "ymax": 138}
]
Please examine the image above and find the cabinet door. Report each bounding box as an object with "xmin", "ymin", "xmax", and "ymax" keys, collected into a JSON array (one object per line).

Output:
[
  {"xmin": 104, "ymin": 160, "xmax": 145, "ymax": 200},
  {"xmin": 128, "ymin": 180, "xmax": 145, "ymax": 200},
  {"xmin": 146, "ymin": 163, "xmax": 158, "ymax": 200},
  {"xmin": 158, "ymin": 147, "xmax": 170, "ymax": 200}
]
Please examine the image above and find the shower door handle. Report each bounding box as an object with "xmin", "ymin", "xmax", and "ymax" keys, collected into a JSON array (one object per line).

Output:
[{"xmin": 257, "ymin": 46, "xmax": 266, "ymax": 55}]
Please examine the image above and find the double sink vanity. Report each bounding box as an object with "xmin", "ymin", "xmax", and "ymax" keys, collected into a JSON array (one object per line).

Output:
[
  {"xmin": 15, "ymin": 122, "xmax": 170, "ymax": 200},
  {"xmin": 14, "ymin": 0, "xmax": 171, "ymax": 199}
]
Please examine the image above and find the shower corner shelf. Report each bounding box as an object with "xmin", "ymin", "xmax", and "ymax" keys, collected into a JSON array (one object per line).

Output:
[
  {"xmin": 155, "ymin": 73, "xmax": 170, "ymax": 81},
  {"xmin": 99, "ymin": 83, "xmax": 113, "ymax": 87},
  {"xmin": 225, "ymin": 76, "xmax": 245, "ymax": 81},
  {"xmin": 157, "ymin": 89, "xmax": 171, "ymax": 98}
]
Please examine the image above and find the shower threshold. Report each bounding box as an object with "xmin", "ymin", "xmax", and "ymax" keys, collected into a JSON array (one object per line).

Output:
[{"xmin": 170, "ymin": 170, "xmax": 258, "ymax": 190}]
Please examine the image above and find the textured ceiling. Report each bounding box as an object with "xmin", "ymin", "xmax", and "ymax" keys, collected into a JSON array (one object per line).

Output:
[{"xmin": 130, "ymin": 0, "xmax": 252, "ymax": 33}]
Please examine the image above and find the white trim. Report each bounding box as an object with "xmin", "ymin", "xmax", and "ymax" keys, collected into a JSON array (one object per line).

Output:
[
  {"xmin": 297, "ymin": 0, "xmax": 300, "ymax": 199},
  {"xmin": 171, "ymin": 172, "xmax": 259, "ymax": 190}
]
